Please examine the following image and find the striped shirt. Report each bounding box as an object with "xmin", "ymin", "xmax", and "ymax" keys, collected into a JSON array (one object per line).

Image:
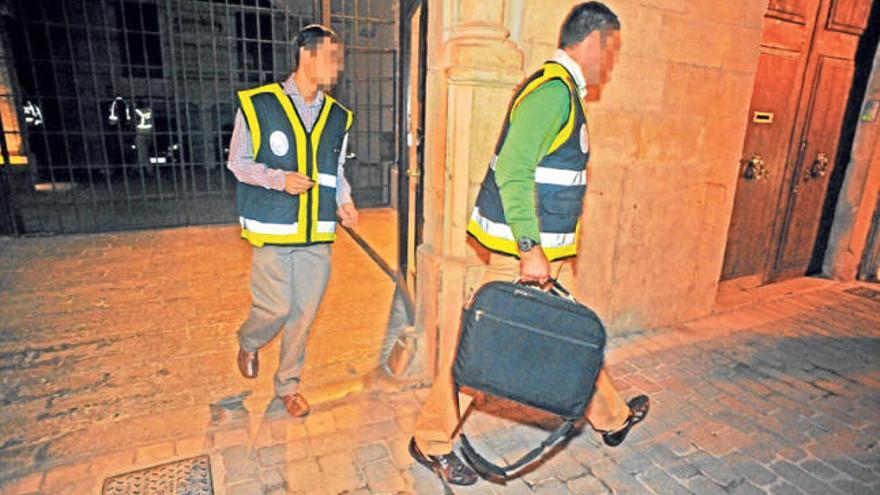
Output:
[{"xmin": 226, "ymin": 75, "xmax": 353, "ymax": 206}]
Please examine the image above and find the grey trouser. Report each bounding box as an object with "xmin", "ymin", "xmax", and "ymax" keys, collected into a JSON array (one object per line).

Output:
[{"xmin": 238, "ymin": 243, "xmax": 332, "ymax": 397}]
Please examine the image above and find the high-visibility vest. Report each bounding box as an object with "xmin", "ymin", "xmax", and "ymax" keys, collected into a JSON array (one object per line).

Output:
[
  {"xmin": 468, "ymin": 61, "xmax": 590, "ymax": 261},
  {"xmin": 236, "ymin": 83, "xmax": 353, "ymax": 247}
]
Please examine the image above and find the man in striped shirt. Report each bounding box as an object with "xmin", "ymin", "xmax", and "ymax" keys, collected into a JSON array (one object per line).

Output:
[{"xmin": 227, "ymin": 25, "xmax": 358, "ymax": 418}]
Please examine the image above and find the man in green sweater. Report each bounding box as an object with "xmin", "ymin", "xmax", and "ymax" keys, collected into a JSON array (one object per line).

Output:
[{"xmin": 409, "ymin": 2, "xmax": 650, "ymax": 486}]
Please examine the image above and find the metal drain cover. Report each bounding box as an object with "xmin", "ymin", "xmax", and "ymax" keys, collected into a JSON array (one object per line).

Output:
[
  {"xmin": 102, "ymin": 454, "xmax": 213, "ymax": 495},
  {"xmin": 845, "ymin": 286, "xmax": 880, "ymax": 302}
]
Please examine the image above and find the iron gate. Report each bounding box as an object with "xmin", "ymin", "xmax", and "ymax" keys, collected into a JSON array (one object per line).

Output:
[{"xmin": 0, "ymin": 0, "xmax": 397, "ymax": 235}]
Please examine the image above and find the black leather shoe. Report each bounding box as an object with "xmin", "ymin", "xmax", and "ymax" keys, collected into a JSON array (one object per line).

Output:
[
  {"xmin": 602, "ymin": 394, "xmax": 650, "ymax": 447},
  {"xmin": 409, "ymin": 438, "xmax": 478, "ymax": 486}
]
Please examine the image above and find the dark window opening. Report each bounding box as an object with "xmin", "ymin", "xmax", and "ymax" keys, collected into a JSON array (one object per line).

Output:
[
  {"xmin": 235, "ymin": 11, "xmax": 274, "ymax": 83},
  {"xmin": 117, "ymin": 1, "xmax": 163, "ymax": 78}
]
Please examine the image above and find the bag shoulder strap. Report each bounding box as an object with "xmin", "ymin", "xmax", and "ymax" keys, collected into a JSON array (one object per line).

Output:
[{"xmin": 459, "ymin": 419, "xmax": 575, "ymax": 480}]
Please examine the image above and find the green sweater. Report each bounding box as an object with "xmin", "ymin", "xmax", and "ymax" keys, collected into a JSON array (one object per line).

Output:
[{"xmin": 494, "ymin": 80, "xmax": 571, "ymax": 243}]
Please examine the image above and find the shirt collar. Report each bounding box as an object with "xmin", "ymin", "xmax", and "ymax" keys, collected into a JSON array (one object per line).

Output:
[
  {"xmin": 551, "ymin": 49, "xmax": 587, "ymax": 98},
  {"xmin": 283, "ymin": 74, "xmax": 324, "ymax": 106}
]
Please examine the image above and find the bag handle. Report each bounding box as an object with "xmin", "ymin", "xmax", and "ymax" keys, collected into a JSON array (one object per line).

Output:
[
  {"xmin": 512, "ymin": 277, "xmax": 577, "ymax": 303},
  {"xmin": 459, "ymin": 420, "xmax": 575, "ymax": 481}
]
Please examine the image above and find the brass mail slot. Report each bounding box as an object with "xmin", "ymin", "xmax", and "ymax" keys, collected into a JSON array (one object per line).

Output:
[{"xmin": 753, "ymin": 111, "xmax": 774, "ymax": 124}]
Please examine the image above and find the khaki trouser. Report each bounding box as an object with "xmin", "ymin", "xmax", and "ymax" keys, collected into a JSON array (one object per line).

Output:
[
  {"xmin": 238, "ymin": 243, "xmax": 332, "ymax": 397},
  {"xmin": 413, "ymin": 251, "xmax": 630, "ymax": 456}
]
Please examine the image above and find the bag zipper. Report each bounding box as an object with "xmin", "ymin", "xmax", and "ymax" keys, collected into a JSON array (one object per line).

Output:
[{"xmin": 472, "ymin": 310, "xmax": 600, "ymax": 349}]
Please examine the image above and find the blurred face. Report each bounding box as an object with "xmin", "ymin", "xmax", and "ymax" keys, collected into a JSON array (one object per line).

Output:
[
  {"xmin": 299, "ymin": 37, "xmax": 345, "ymax": 87},
  {"xmin": 572, "ymin": 28, "xmax": 621, "ymax": 87}
]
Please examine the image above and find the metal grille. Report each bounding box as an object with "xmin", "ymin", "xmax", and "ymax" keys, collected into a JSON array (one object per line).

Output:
[
  {"xmin": 102, "ymin": 454, "xmax": 213, "ymax": 495},
  {"xmin": 0, "ymin": 0, "xmax": 398, "ymax": 235}
]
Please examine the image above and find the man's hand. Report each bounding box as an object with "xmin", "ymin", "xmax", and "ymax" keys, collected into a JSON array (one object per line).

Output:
[
  {"xmin": 519, "ymin": 247, "xmax": 551, "ymax": 285},
  {"xmin": 284, "ymin": 172, "xmax": 315, "ymax": 195},
  {"xmin": 337, "ymin": 202, "xmax": 359, "ymax": 228}
]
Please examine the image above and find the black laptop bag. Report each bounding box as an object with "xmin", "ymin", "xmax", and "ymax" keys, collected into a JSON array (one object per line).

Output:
[{"xmin": 452, "ymin": 279, "xmax": 606, "ymax": 480}]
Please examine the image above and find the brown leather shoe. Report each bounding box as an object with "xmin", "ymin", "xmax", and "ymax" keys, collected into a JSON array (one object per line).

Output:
[
  {"xmin": 280, "ymin": 393, "xmax": 310, "ymax": 418},
  {"xmin": 409, "ymin": 437, "xmax": 478, "ymax": 486},
  {"xmin": 237, "ymin": 348, "xmax": 258, "ymax": 379}
]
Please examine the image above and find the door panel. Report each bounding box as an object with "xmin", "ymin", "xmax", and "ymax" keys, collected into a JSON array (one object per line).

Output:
[
  {"xmin": 721, "ymin": 50, "xmax": 804, "ymax": 280},
  {"xmin": 769, "ymin": 0, "xmax": 814, "ymax": 20},
  {"xmin": 775, "ymin": 56, "xmax": 855, "ymax": 274},
  {"xmin": 827, "ymin": 0, "xmax": 872, "ymax": 32}
]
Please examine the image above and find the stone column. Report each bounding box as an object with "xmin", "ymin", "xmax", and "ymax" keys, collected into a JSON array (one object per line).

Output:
[{"xmin": 414, "ymin": 0, "xmax": 524, "ymax": 378}]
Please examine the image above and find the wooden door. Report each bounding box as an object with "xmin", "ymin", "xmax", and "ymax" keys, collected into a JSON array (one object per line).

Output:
[{"xmin": 721, "ymin": 0, "xmax": 873, "ymax": 286}]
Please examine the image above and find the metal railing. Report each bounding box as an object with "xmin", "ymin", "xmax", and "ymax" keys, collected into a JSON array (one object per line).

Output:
[{"xmin": 0, "ymin": 0, "xmax": 397, "ymax": 235}]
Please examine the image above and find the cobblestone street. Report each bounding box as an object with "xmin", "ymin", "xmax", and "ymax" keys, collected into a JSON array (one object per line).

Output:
[{"xmin": 1, "ymin": 212, "xmax": 879, "ymax": 494}]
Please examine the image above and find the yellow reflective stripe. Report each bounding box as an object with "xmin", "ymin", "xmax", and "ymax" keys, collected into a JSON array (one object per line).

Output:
[
  {"xmin": 510, "ymin": 63, "xmax": 572, "ymax": 118},
  {"xmin": 237, "ymin": 85, "xmax": 271, "ymax": 157},
  {"xmin": 547, "ymin": 93, "xmax": 575, "ymax": 155},
  {"xmin": 543, "ymin": 243, "xmax": 578, "ymax": 261},
  {"xmin": 241, "ymin": 229, "xmax": 303, "ymax": 247},
  {"xmin": 510, "ymin": 78, "xmax": 547, "ymax": 121},
  {"xmin": 468, "ymin": 218, "xmax": 519, "ymax": 257},
  {"xmin": 270, "ymin": 86, "xmax": 310, "ymax": 242},
  {"xmin": 509, "ymin": 63, "xmax": 579, "ymax": 156},
  {"xmin": 345, "ymin": 109, "xmax": 353, "ymax": 131},
  {"xmin": 467, "ymin": 218, "xmax": 580, "ymax": 261},
  {"xmin": 310, "ymin": 98, "xmax": 336, "ymax": 243}
]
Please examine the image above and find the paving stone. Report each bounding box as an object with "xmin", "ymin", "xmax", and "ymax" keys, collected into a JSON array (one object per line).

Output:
[
  {"xmin": 568, "ymin": 474, "xmax": 610, "ymax": 494},
  {"xmin": 832, "ymin": 478, "xmax": 873, "ymax": 494},
  {"xmin": 353, "ymin": 442, "xmax": 389, "ymax": 465},
  {"xmin": 363, "ymin": 458, "xmax": 406, "ymax": 493},
  {"xmin": 685, "ymin": 475, "xmax": 728, "ymax": 495},
  {"xmin": 0, "ymin": 472, "xmax": 43, "ymax": 495},
  {"xmin": 729, "ymin": 479, "xmax": 768, "ymax": 495},
  {"xmin": 598, "ymin": 470, "xmax": 650, "ymax": 495},
  {"xmin": 636, "ymin": 466, "xmax": 691, "ymax": 495},
  {"xmin": 828, "ymin": 457, "xmax": 877, "ymax": 483},
  {"xmin": 768, "ymin": 481, "xmax": 802, "ymax": 495},
  {"xmin": 730, "ymin": 458, "xmax": 778, "ymax": 486},
  {"xmin": 770, "ymin": 460, "xmax": 836, "ymax": 494},
  {"xmin": 260, "ymin": 468, "xmax": 286, "ymax": 492},
  {"xmin": 798, "ymin": 458, "xmax": 839, "ymax": 480},
  {"xmin": 532, "ymin": 478, "xmax": 571, "ymax": 494},
  {"xmin": 318, "ymin": 451, "xmax": 365, "ymax": 493},
  {"xmin": 227, "ymin": 479, "xmax": 263, "ymax": 495},
  {"xmin": 284, "ymin": 458, "xmax": 323, "ymax": 492},
  {"xmin": 667, "ymin": 461, "xmax": 701, "ymax": 481},
  {"xmin": 222, "ymin": 446, "xmax": 259, "ymax": 484},
  {"xmin": 546, "ymin": 451, "xmax": 588, "ymax": 481},
  {"xmin": 257, "ymin": 445, "xmax": 286, "ymax": 467},
  {"xmin": 40, "ymin": 461, "xmax": 91, "ymax": 492}
]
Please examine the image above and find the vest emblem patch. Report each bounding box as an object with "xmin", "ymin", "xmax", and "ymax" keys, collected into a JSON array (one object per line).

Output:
[
  {"xmin": 269, "ymin": 131, "xmax": 290, "ymax": 156},
  {"xmin": 580, "ymin": 124, "xmax": 590, "ymax": 154}
]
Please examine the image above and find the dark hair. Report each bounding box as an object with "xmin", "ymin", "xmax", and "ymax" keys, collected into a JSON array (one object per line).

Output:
[
  {"xmin": 558, "ymin": 2, "xmax": 621, "ymax": 48},
  {"xmin": 293, "ymin": 24, "xmax": 340, "ymax": 68}
]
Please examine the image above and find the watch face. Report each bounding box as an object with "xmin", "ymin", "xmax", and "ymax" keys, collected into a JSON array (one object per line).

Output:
[{"xmin": 518, "ymin": 238, "xmax": 534, "ymax": 251}]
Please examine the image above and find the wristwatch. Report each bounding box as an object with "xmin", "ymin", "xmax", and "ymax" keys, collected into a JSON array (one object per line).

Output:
[{"xmin": 517, "ymin": 237, "xmax": 539, "ymax": 253}]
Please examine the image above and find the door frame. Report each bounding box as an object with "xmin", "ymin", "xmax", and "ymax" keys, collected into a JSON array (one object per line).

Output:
[{"xmin": 397, "ymin": 0, "xmax": 428, "ymax": 288}]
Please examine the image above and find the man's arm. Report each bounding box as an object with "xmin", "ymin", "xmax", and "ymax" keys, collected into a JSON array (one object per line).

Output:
[
  {"xmin": 226, "ymin": 109, "xmax": 287, "ymax": 191},
  {"xmin": 228, "ymin": 109, "xmax": 314, "ymax": 195},
  {"xmin": 336, "ymin": 133, "xmax": 353, "ymax": 206},
  {"xmin": 493, "ymin": 80, "xmax": 570, "ymax": 243},
  {"xmin": 335, "ymin": 133, "xmax": 359, "ymax": 227}
]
